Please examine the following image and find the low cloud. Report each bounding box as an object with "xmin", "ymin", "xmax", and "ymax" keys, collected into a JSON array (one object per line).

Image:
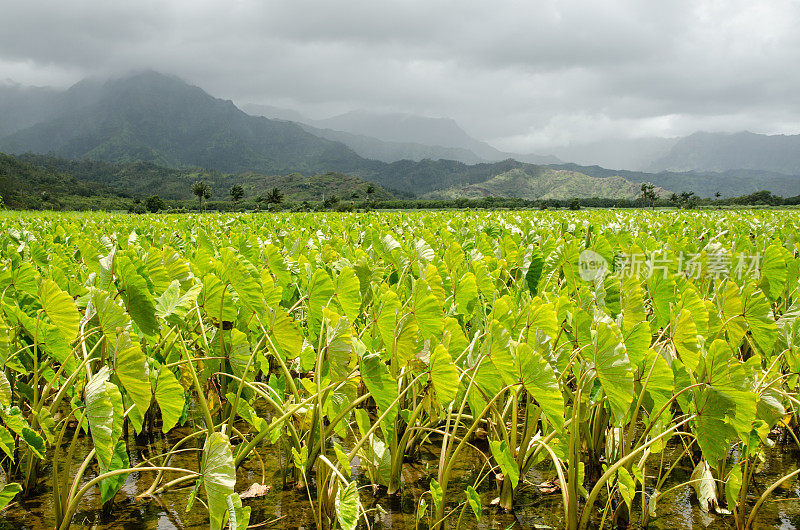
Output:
[{"xmin": 2, "ymin": 0, "xmax": 800, "ymax": 151}]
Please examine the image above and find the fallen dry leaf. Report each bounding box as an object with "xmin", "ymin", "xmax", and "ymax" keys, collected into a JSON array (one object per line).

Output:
[
  {"xmin": 536, "ymin": 479, "xmax": 560, "ymax": 494},
  {"xmin": 239, "ymin": 483, "xmax": 271, "ymax": 499}
]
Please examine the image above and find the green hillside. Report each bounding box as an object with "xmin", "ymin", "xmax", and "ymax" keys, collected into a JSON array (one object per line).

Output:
[
  {"xmin": 424, "ymin": 167, "xmax": 668, "ymax": 200},
  {"xmin": 0, "ymin": 72, "xmax": 372, "ymax": 176},
  {"xmin": 3, "ymin": 72, "xmax": 797, "ymax": 201},
  {"xmin": 650, "ymin": 131, "xmax": 800, "ymax": 175},
  {"xmin": 550, "ymin": 163, "xmax": 800, "ymax": 198},
  {"xmin": 1, "ymin": 152, "xmax": 395, "ymax": 209},
  {"xmin": 246, "ymin": 172, "xmax": 394, "ymax": 202},
  {"xmin": 0, "ymin": 152, "xmax": 126, "ymax": 209}
]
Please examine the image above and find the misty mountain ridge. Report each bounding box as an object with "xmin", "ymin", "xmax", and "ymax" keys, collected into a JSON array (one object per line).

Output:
[
  {"xmin": 243, "ymin": 103, "xmax": 560, "ymax": 165},
  {"xmin": 0, "ymin": 70, "xmax": 371, "ymax": 175},
  {"xmin": 0, "ymin": 70, "xmax": 796, "ymax": 200},
  {"xmin": 548, "ymin": 137, "xmax": 679, "ymax": 172},
  {"xmin": 424, "ymin": 166, "xmax": 670, "ymax": 201},
  {"xmin": 649, "ymin": 130, "xmax": 800, "ymax": 175}
]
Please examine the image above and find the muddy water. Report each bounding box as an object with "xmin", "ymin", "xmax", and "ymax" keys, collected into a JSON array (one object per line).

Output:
[{"xmin": 1, "ymin": 422, "xmax": 798, "ymax": 529}]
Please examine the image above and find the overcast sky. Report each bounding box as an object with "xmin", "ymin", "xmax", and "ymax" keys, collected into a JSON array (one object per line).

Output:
[{"xmin": 2, "ymin": 0, "xmax": 800, "ymax": 151}]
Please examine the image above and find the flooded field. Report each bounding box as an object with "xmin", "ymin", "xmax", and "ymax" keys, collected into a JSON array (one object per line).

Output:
[{"xmin": 1, "ymin": 211, "xmax": 798, "ymax": 529}]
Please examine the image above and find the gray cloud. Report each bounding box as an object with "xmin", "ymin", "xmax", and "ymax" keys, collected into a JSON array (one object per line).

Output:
[{"xmin": 2, "ymin": 0, "xmax": 800, "ymax": 151}]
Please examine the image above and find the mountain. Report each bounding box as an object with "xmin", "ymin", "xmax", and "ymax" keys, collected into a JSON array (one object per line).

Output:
[
  {"xmin": 2, "ymin": 152, "xmax": 396, "ymax": 207},
  {"xmin": 363, "ymin": 158, "xmax": 661, "ymax": 198},
  {"xmin": 314, "ymin": 110, "xmax": 493, "ymax": 154},
  {"xmin": 649, "ymin": 131, "xmax": 800, "ymax": 175},
  {"xmin": 240, "ymin": 103, "xmax": 306, "ymax": 123},
  {"xmin": 0, "ymin": 71, "xmax": 371, "ymax": 175},
  {"xmin": 248, "ymin": 171, "xmax": 396, "ymax": 202},
  {"xmin": 0, "ymin": 83, "xmax": 64, "ymax": 137},
  {"xmin": 297, "ymin": 124, "xmax": 486, "ymax": 164},
  {"xmin": 243, "ymin": 104, "xmax": 560, "ymax": 165},
  {"xmin": 548, "ymin": 137, "xmax": 678, "ymax": 171},
  {"xmin": 312, "ymin": 109, "xmax": 560, "ymax": 164},
  {"xmin": 424, "ymin": 166, "xmax": 667, "ymax": 200},
  {"xmin": 4, "ymin": 71, "xmax": 793, "ymax": 203},
  {"xmin": 549, "ymin": 163, "xmax": 800, "ymax": 198},
  {"xmin": 0, "ymin": 152, "xmax": 125, "ymax": 209}
]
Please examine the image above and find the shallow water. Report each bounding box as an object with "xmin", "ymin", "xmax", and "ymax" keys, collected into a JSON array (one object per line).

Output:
[{"xmin": 2, "ymin": 422, "xmax": 798, "ymax": 529}]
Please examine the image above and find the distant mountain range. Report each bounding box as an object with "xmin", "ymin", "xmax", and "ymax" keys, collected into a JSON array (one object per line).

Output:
[
  {"xmin": 0, "ymin": 72, "xmax": 372, "ymax": 175},
  {"xmin": 547, "ymin": 137, "xmax": 678, "ymax": 172},
  {"xmin": 242, "ymin": 104, "xmax": 559, "ymax": 165},
  {"xmin": 649, "ymin": 131, "xmax": 800, "ymax": 175},
  {"xmin": 0, "ymin": 152, "xmax": 397, "ymax": 210},
  {"xmin": 0, "ymin": 70, "xmax": 797, "ymax": 201},
  {"xmin": 549, "ymin": 163, "xmax": 800, "ymax": 199},
  {"xmin": 424, "ymin": 167, "xmax": 669, "ymax": 201}
]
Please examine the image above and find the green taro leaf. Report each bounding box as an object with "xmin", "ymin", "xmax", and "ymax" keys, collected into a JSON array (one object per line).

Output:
[
  {"xmin": 413, "ymin": 279, "xmax": 444, "ymax": 339},
  {"xmin": 672, "ymin": 309, "xmax": 700, "ymax": 372},
  {"xmin": 643, "ymin": 349, "xmax": 674, "ymax": 414},
  {"xmin": 430, "ymin": 344, "xmax": 459, "ymax": 406},
  {"xmin": 113, "ymin": 332, "xmax": 152, "ymax": 426},
  {"xmin": 415, "ymin": 238, "xmax": 435, "ymax": 262},
  {"xmin": 465, "ymin": 485, "xmax": 482, "ymax": 521},
  {"xmin": 336, "ymin": 267, "xmax": 362, "ymax": 322},
  {"xmin": 92, "ymin": 291, "xmax": 130, "ymax": 343},
  {"xmin": 156, "ymin": 280, "xmax": 202, "ymax": 324},
  {"xmin": 99, "ymin": 440, "xmax": 130, "ymax": 505},
  {"xmin": 38, "ymin": 279, "xmax": 80, "ymax": 342},
  {"xmin": 455, "ymin": 272, "xmax": 478, "ymax": 315},
  {"xmin": 202, "ymin": 274, "xmax": 237, "ymax": 324},
  {"xmin": 220, "ymin": 247, "xmax": 266, "ymax": 316},
  {"xmin": 0, "ymin": 371, "xmax": 11, "ymax": 408},
  {"xmin": 592, "ymin": 322, "xmax": 634, "ymax": 421},
  {"xmin": 335, "ymin": 481, "xmax": 361, "ymax": 530},
  {"xmin": 429, "ymin": 478, "xmax": 443, "ymax": 509},
  {"xmin": 323, "ymin": 308, "xmax": 353, "ymax": 382},
  {"xmin": 0, "ymin": 425, "xmax": 14, "ymax": 461},
  {"xmin": 693, "ymin": 387, "xmax": 735, "ymax": 463},
  {"xmin": 377, "ymin": 287, "xmax": 418, "ymax": 366},
  {"xmin": 265, "ymin": 244, "xmax": 291, "ymax": 286},
  {"xmin": 155, "ymin": 367, "xmax": 185, "ymax": 433},
  {"xmin": 648, "ymin": 274, "xmax": 676, "ymax": 329},
  {"xmin": 268, "ymin": 308, "xmax": 303, "ymax": 359},
  {"xmin": 360, "ymin": 354, "xmax": 398, "ymax": 425},
  {"xmin": 22, "ymin": 427, "xmax": 46, "ymax": 460},
  {"xmin": 202, "ymin": 431, "xmax": 236, "ymax": 530},
  {"xmin": 84, "ymin": 367, "xmax": 123, "ymax": 469},
  {"xmin": 617, "ymin": 467, "xmax": 635, "ymax": 511},
  {"xmin": 0, "ymin": 482, "xmax": 22, "ymax": 511},
  {"xmin": 759, "ymin": 245, "xmax": 787, "ymax": 302},
  {"xmin": 308, "ymin": 269, "xmax": 335, "ymax": 338},
  {"xmin": 228, "ymin": 328, "xmax": 253, "ymax": 383},
  {"xmin": 719, "ymin": 280, "xmax": 747, "ymax": 348},
  {"xmin": 516, "ymin": 342, "xmax": 564, "ymax": 428},
  {"xmin": 226, "ymin": 492, "xmax": 251, "ymax": 530},
  {"xmin": 624, "ymin": 321, "xmax": 651, "ymax": 369},
  {"xmin": 489, "ymin": 440, "xmax": 519, "ymax": 489},
  {"xmin": 742, "ymin": 287, "xmax": 777, "ymax": 355},
  {"xmin": 526, "ymin": 246, "xmax": 545, "ymax": 295},
  {"xmin": 117, "ymin": 254, "xmax": 159, "ymax": 337}
]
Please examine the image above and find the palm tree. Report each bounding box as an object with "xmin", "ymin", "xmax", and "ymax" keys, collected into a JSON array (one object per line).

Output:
[
  {"xmin": 265, "ymin": 187, "xmax": 283, "ymax": 205},
  {"xmin": 192, "ymin": 181, "xmax": 211, "ymax": 210},
  {"xmin": 640, "ymin": 182, "xmax": 657, "ymax": 208},
  {"xmin": 229, "ymin": 184, "xmax": 244, "ymax": 210}
]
